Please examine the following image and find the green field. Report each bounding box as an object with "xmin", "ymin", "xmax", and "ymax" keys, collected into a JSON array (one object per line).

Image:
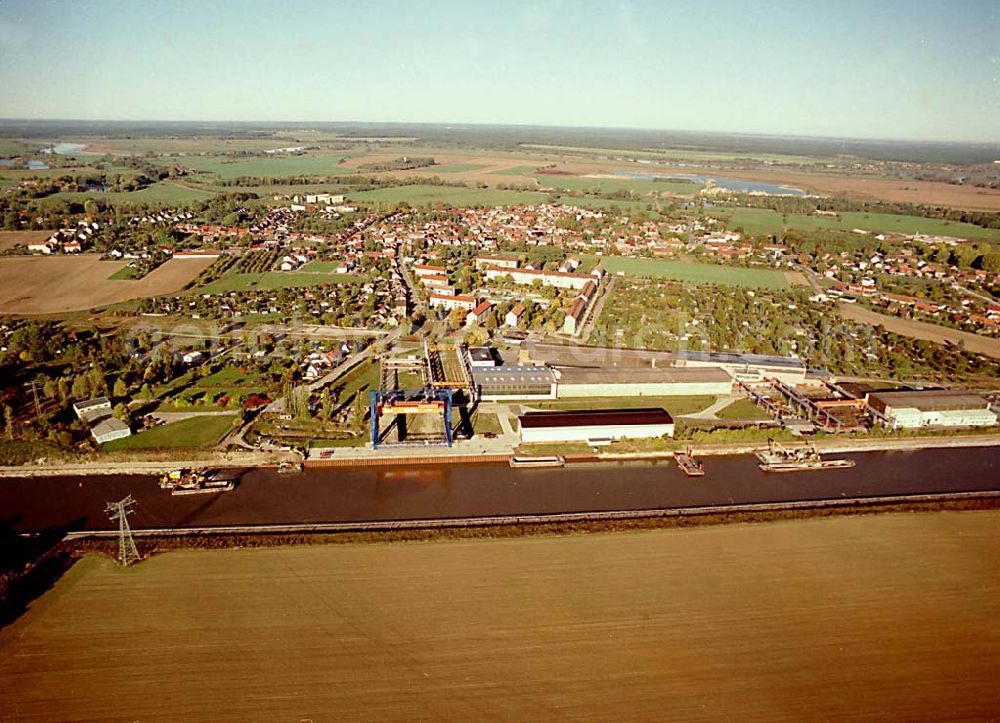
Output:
[
  {"xmin": 156, "ymin": 364, "xmax": 269, "ymax": 408},
  {"xmin": 103, "ymin": 414, "xmax": 235, "ymax": 450},
  {"xmin": 537, "ymin": 174, "xmax": 701, "ymax": 196},
  {"xmin": 108, "ymin": 266, "xmax": 138, "ymax": 280},
  {"xmin": 192, "ymin": 271, "xmax": 360, "ymax": 294},
  {"xmin": 0, "ymin": 166, "xmax": 76, "ymax": 180},
  {"xmin": 37, "ymin": 181, "xmax": 216, "ymax": 207},
  {"xmin": 169, "ymin": 153, "xmax": 355, "ymax": 180},
  {"xmin": 350, "ymin": 184, "xmax": 548, "ymax": 207},
  {"xmin": 299, "ymin": 261, "xmax": 347, "ymax": 273},
  {"xmin": 590, "ymin": 256, "xmax": 791, "ymax": 289},
  {"xmin": 335, "ymin": 361, "xmax": 380, "ymax": 402},
  {"xmin": 490, "ymin": 165, "xmax": 541, "ymax": 176},
  {"xmin": 430, "ymin": 163, "xmax": 491, "ymax": 173},
  {"xmin": 716, "ymin": 397, "xmax": 772, "ymax": 420},
  {"xmin": 718, "ymin": 207, "xmax": 1000, "ymax": 242}
]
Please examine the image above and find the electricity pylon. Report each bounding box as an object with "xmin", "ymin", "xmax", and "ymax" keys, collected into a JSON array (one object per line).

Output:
[{"xmin": 105, "ymin": 494, "xmax": 140, "ymax": 567}]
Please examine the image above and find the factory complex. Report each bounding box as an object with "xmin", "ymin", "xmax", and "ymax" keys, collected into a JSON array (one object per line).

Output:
[{"xmin": 366, "ymin": 340, "xmax": 998, "ymax": 450}]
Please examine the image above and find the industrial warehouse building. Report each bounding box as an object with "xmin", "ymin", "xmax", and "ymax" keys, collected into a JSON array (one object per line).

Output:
[
  {"xmin": 90, "ymin": 417, "xmax": 132, "ymax": 444},
  {"xmin": 73, "ymin": 396, "xmax": 112, "ymax": 422},
  {"xmin": 553, "ymin": 366, "xmax": 732, "ymax": 398},
  {"xmin": 866, "ymin": 390, "xmax": 998, "ymax": 429},
  {"xmin": 473, "ymin": 365, "xmax": 557, "ymax": 400},
  {"xmin": 468, "ymin": 346, "xmax": 500, "ymax": 367},
  {"xmin": 674, "ymin": 351, "xmax": 807, "ymax": 385},
  {"xmin": 519, "ymin": 408, "xmax": 675, "ymax": 444}
]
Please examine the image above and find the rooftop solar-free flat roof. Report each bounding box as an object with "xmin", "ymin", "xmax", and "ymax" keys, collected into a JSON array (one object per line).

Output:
[
  {"xmin": 519, "ymin": 408, "xmax": 673, "ymax": 429},
  {"xmin": 676, "ymin": 351, "xmax": 805, "ymax": 370},
  {"xmin": 473, "ymin": 365, "xmax": 555, "ymax": 385},
  {"xmin": 868, "ymin": 389, "xmax": 989, "ymax": 412},
  {"xmin": 555, "ymin": 366, "xmax": 731, "ymax": 385}
]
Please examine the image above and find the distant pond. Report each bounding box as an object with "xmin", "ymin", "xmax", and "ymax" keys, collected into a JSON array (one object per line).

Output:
[
  {"xmin": 43, "ymin": 142, "xmax": 88, "ymax": 155},
  {"xmin": 612, "ymin": 170, "xmax": 807, "ymax": 196}
]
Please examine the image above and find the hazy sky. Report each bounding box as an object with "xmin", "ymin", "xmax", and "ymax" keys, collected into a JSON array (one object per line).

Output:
[{"xmin": 1, "ymin": 0, "xmax": 998, "ymax": 142}]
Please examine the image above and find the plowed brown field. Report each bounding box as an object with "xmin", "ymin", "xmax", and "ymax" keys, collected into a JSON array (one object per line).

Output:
[
  {"xmin": 2, "ymin": 512, "xmax": 999, "ymax": 721},
  {"xmin": 0, "ymin": 255, "xmax": 215, "ymax": 313}
]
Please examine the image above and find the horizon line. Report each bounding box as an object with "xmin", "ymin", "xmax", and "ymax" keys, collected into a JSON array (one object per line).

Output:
[{"xmin": 0, "ymin": 117, "xmax": 997, "ymax": 148}]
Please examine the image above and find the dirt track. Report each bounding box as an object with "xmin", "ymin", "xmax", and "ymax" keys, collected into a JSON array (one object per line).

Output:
[
  {"xmin": 0, "ymin": 255, "xmax": 215, "ymax": 313},
  {"xmin": 839, "ymin": 302, "xmax": 1000, "ymax": 359},
  {"xmin": 1, "ymin": 512, "xmax": 998, "ymax": 721}
]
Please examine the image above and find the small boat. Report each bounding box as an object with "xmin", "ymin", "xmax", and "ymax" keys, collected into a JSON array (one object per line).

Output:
[
  {"xmin": 755, "ymin": 439, "xmax": 855, "ymax": 473},
  {"xmin": 277, "ymin": 461, "xmax": 303, "ymax": 475},
  {"xmin": 673, "ymin": 448, "xmax": 705, "ymax": 477},
  {"xmin": 509, "ymin": 455, "xmax": 566, "ymax": 468},
  {"xmin": 160, "ymin": 468, "xmax": 238, "ymax": 495}
]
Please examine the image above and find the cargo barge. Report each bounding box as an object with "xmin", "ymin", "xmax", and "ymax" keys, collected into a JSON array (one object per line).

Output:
[
  {"xmin": 159, "ymin": 468, "xmax": 240, "ymax": 495},
  {"xmin": 755, "ymin": 439, "xmax": 855, "ymax": 473},
  {"xmin": 673, "ymin": 448, "xmax": 705, "ymax": 477},
  {"xmin": 509, "ymin": 455, "xmax": 566, "ymax": 469}
]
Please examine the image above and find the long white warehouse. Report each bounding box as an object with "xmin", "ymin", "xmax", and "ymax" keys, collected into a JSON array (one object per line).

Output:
[
  {"xmin": 553, "ymin": 366, "xmax": 732, "ymax": 398},
  {"xmin": 866, "ymin": 390, "xmax": 997, "ymax": 429},
  {"xmin": 518, "ymin": 408, "xmax": 675, "ymax": 444}
]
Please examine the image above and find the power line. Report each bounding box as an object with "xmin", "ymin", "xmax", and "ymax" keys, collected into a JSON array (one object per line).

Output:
[{"xmin": 105, "ymin": 494, "xmax": 140, "ymax": 567}]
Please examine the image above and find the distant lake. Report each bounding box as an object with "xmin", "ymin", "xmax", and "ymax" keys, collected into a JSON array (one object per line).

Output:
[
  {"xmin": 612, "ymin": 170, "xmax": 807, "ymax": 197},
  {"xmin": 0, "ymin": 158, "xmax": 13, "ymax": 168},
  {"xmin": 43, "ymin": 142, "xmax": 87, "ymax": 155}
]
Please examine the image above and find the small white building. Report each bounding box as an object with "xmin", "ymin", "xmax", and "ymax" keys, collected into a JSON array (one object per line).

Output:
[
  {"xmin": 475, "ymin": 255, "xmax": 519, "ymax": 270},
  {"xmin": 562, "ymin": 297, "xmax": 586, "ymax": 335},
  {"xmin": 429, "ymin": 294, "xmax": 477, "ymax": 312},
  {"xmin": 73, "ymin": 397, "xmax": 112, "ymax": 422},
  {"xmin": 505, "ymin": 303, "xmax": 525, "ymax": 328},
  {"xmin": 468, "ymin": 347, "xmax": 499, "ymax": 368},
  {"xmin": 90, "ymin": 417, "xmax": 132, "ymax": 444},
  {"xmin": 466, "ymin": 300, "xmax": 493, "ymax": 327},
  {"xmin": 27, "ymin": 241, "xmax": 55, "ymax": 254},
  {"xmin": 414, "ymin": 264, "xmax": 448, "ymax": 278}
]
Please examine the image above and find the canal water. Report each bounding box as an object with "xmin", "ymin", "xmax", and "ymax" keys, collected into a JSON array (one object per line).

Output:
[
  {"xmin": 2, "ymin": 447, "xmax": 999, "ymax": 533},
  {"xmin": 612, "ymin": 170, "xmax": 807, "ymax": 196}
]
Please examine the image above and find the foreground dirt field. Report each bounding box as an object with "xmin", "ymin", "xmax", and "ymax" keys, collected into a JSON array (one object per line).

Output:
[
  {"xmin": 2, "ymin": 512, "xmax": 999, "ymax": 721},
  {"xmin": 839, "ymin": 302, "xmax": 1000, "ymax": 359},
  {"xmin": 0, "ymin": 255, "xmax": 215, "ymax": 313}
]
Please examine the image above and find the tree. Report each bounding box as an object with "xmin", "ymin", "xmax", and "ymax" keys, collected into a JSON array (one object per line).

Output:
[
  {"xmin": 320, "ymin": 387, "xmax": 333, "ymax": 421},
  {"xmin": 57, "ymin": 377, "xmax": 70, "ymax": 404},
  {"xmin": 71, "ymin": 374, "xmax": 91, "ymax": 400},
  {"xmin": 1, "ymin": 404, "xmax": 12, "ymax": 441},
  {"xmin": 113, "ymin": 403, "xmax": 130, "ymax": 423},
  {"xmin": 981, "ymin": 253, "xmax": 1000, "ymax": 273},
  {"xmin": 113, "ymin": 378, "xmax": 128, "ymax": 399}
]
